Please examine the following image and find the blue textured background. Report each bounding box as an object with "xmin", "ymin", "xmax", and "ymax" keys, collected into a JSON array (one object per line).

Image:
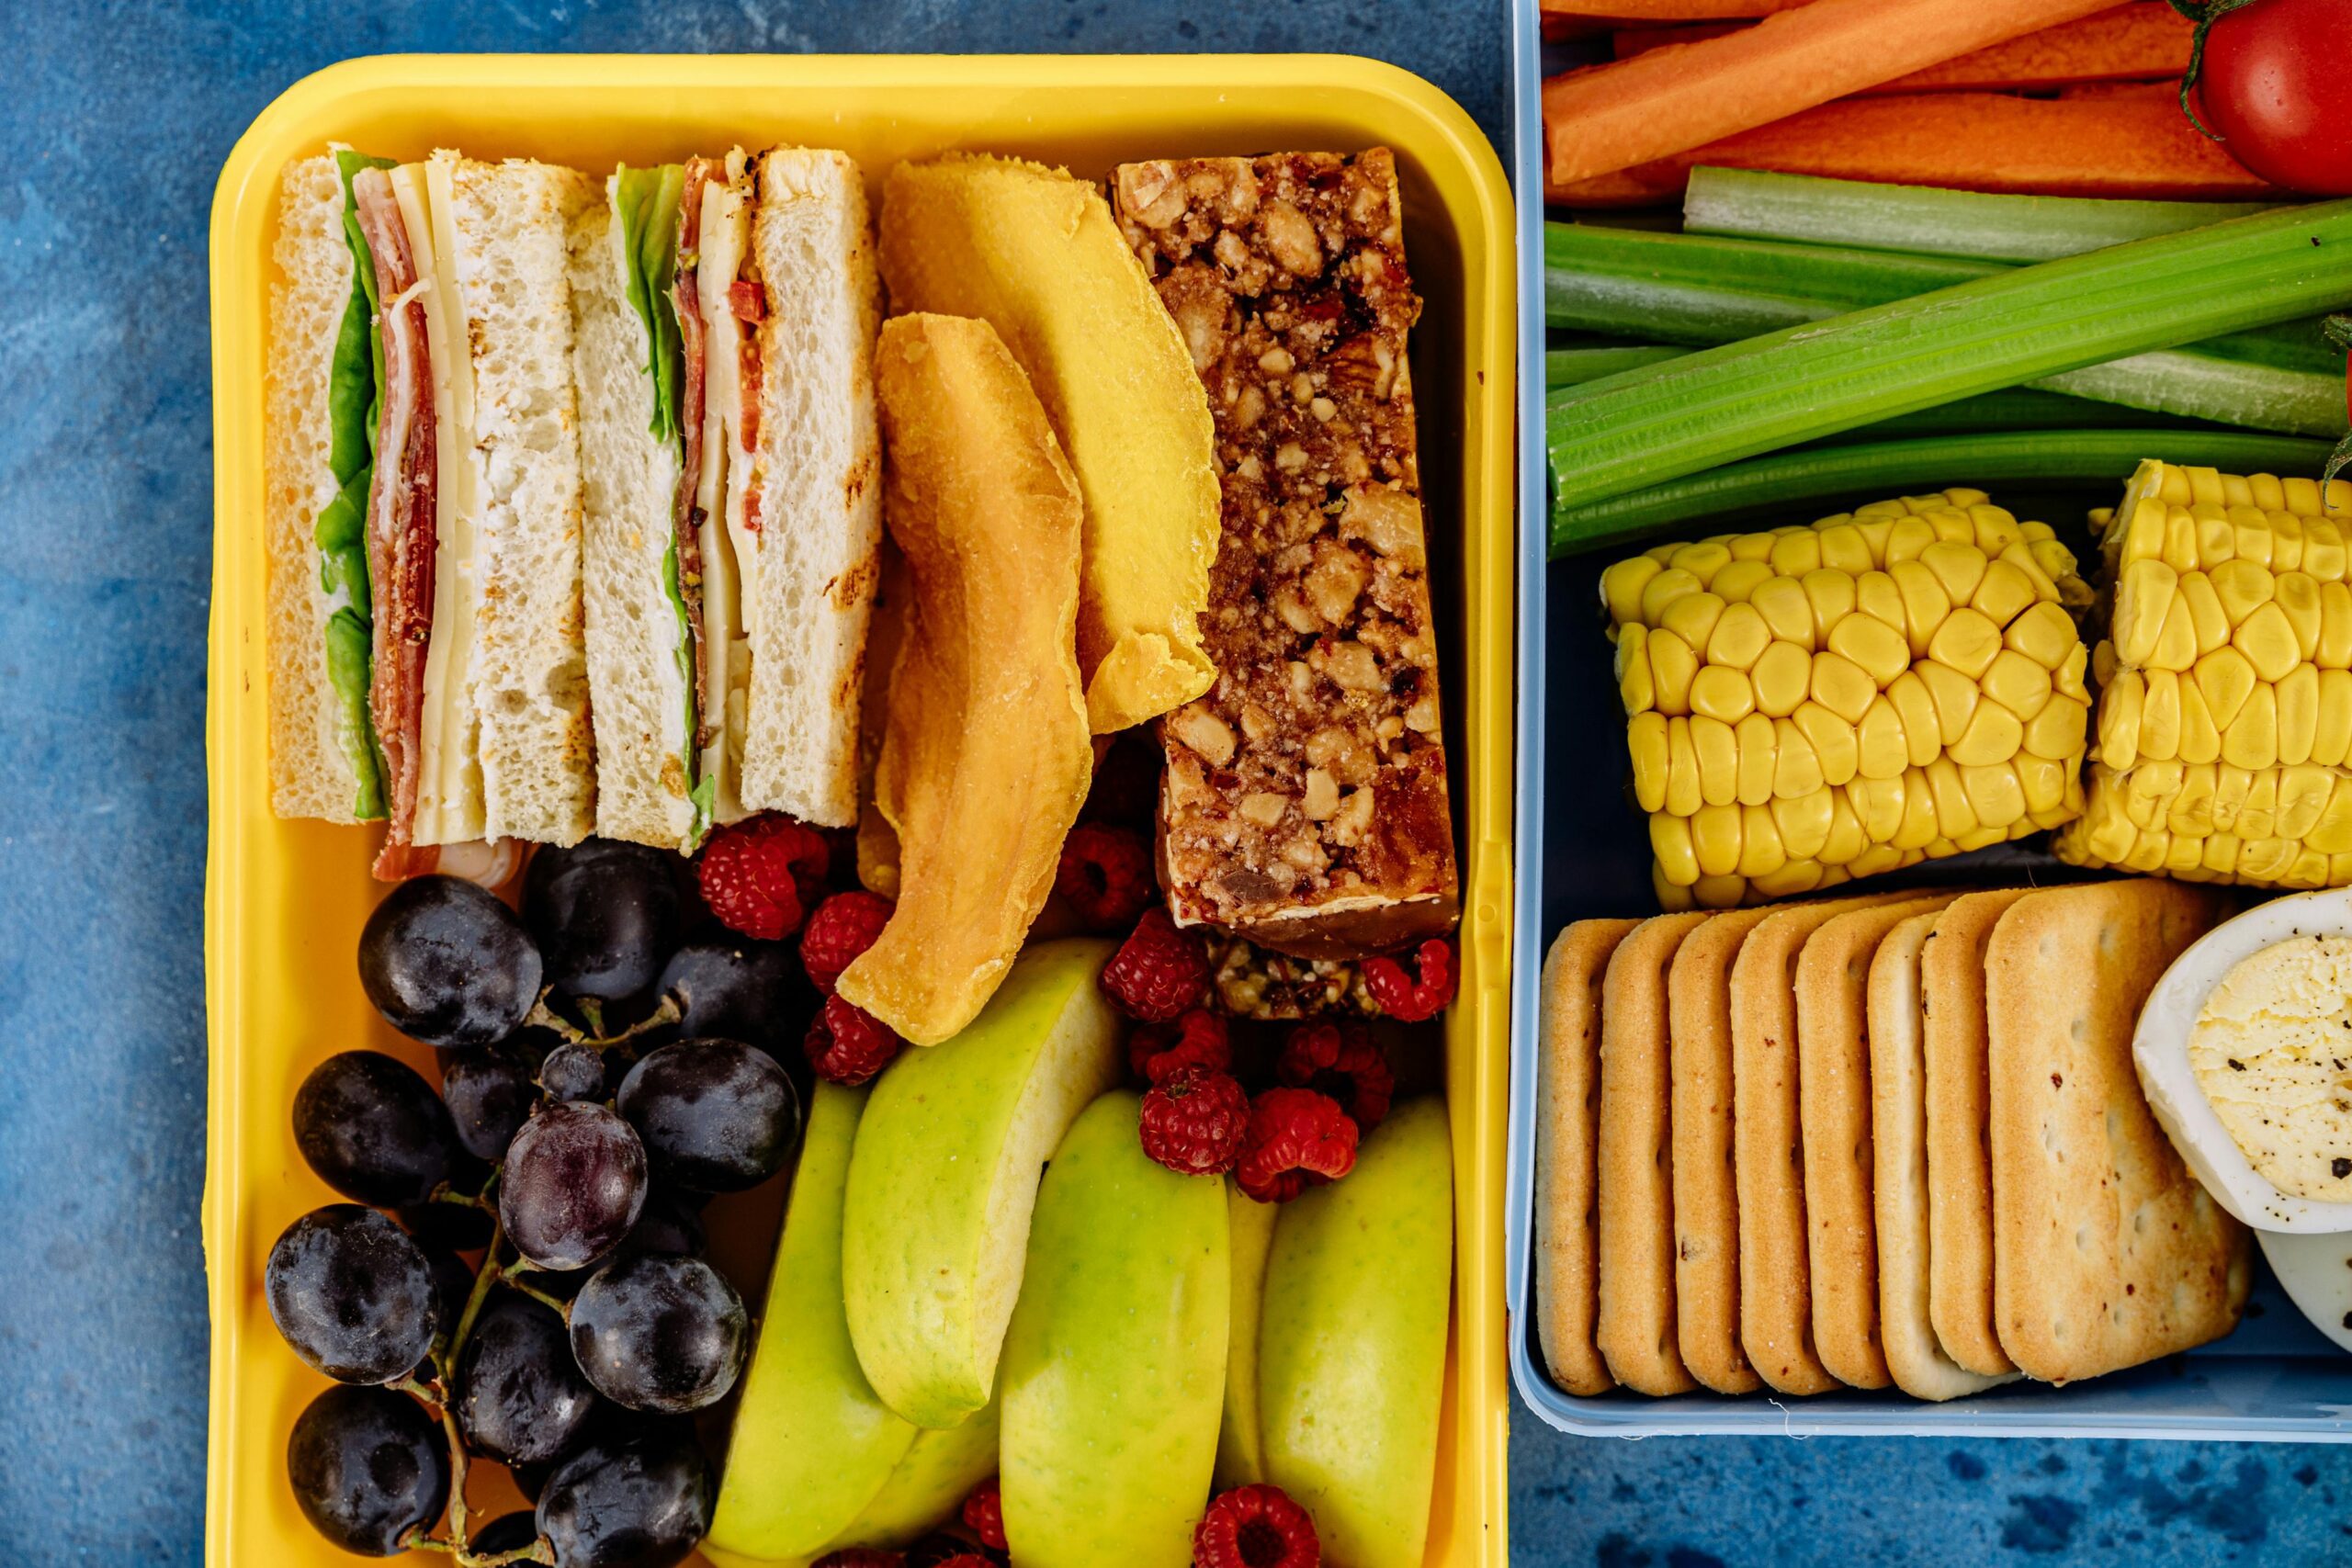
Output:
[{"xmin": 5, "ymin": 0, "xmax": 2349, "ymax": 1562}]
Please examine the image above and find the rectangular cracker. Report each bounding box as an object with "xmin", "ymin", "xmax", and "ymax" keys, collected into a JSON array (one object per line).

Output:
[
  {"xmin": 1868, "ymin": 908, "xmax": 2020, "ymax": 1402},
  {"xmin": 1985, "ymin": 879, "xmax": 2252, "ymax": 1384},
  {"xmin": 1596, "ymin": 912, "xmax": 1713, "ymax": 1394},
  {"xmin": 1919, "ymin": 888, "xmax": 2034, "ymax": 1378},
  {"xmin": 1728, "ymin": 891, "xmax": 1917, "ymax": 1394},
  {"xmin": 1793, "ymin": 895, "xmax": 1961, "ymax": 1391},
  {"xmin": 1534, "ymin": 919, "xmax": 1642, "ymax": 1395},
  {"xmin": 1666, "ymin": 907, "xmax": 1774, "ymax": 1394}
]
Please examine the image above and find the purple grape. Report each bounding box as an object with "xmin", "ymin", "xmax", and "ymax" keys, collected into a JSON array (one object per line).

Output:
[
  {"xmin": 287, "ymin": 1383, "xmax": 448, "ymax": 1555},
  {"xmin": 358, "ymin": 876, "xmax": 541, "ymax": 1050},
  {"xmin": 499, "ymin": 1102, "xmax": 648, "ymax": 1271},
  {"xmin": 265, "ymin": 1206, "xmax": 441, "ymax": 1384},
  {"xmin": 454, "ymin": 1292, "xmax": 601, "ymax": 1467},
  {"xmin": 293, "ymin": 1051, "xmax": 461, "ymax": 1207},
  {"xmin": 441, "ymin": 1043, "xmax": 539, "ymax": 1162},
  {"xmin": 568, "ymin": 1253, "xmax": 746, "ymax": 1415},
  {"xmin": 616, "ymin": 1040, "xmax": 800, "ymax": 1194},
  {"xmin": 536, "ymin": 1425, "xmax": 713, "ymax": 1568}
]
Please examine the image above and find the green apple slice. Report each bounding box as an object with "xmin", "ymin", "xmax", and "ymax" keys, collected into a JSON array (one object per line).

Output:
[
  {"xmin": 842, "ymin": 936, "xmax": 1125, "ymax": 1427},
  {"xmin": 707, "ymin": 1082, "xmax": 917, "ymax": 1564},
  {"xmin": 1000, "ymin": 1090, "xmax": 1229, "ymax": 1568},
  {"xmin": 1261, "ymin": 1096, "xmax": 1454, "ymax": 1568},
  {"xmin": 1214, "ymin": 1179, "xmax": 1279, "ymax": 1490},
  {"xmin": 826, "ymin": 1395, "xmax": 1002, "ymax": 1552}
]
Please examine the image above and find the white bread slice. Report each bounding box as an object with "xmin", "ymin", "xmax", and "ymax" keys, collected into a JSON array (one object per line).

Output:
[
  {"xmin": 266, "ymin": 153, "xmax": 364, "ymax": 821},
  {"xmin": 446, "ymin": 155, "xmax": 599, "ymax": 846},
  {"xmin": 571, "ymin": 182, "xmax": 696, "ymax": 851},
  {"xmin": 738, "ymin": 148, "xmax": 883, "ymax": 829}
]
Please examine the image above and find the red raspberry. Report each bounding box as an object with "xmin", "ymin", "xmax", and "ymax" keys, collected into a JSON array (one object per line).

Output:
[
  {"xmin": 1363, "ymin": 937, "xmax": 1458, "ymax": 1023},
  {"xmin": 1055, "ymin": 822, "xmax": 1156, "ymax": 930},
  {"xmin": 812, "ymin": 1553, "xmax": 900, "ymax": 1568},
  {"xmin": 802, "ymin": 889, "xmax": 895, "ymax": 996},
  {"xmin": 1128, "ymin": 1008, "xmax": 1232, "ymax": 1086},
  {"xmin": 904, "ymin": 1539, "xmax": 997, "ymax": 1568},
  {"xmin": 960, "ymin": 1483, "xmax": 1008, "ymax": 1551},
  {"xmin": 1138, "ymin": 1066, "xmax": 1251, "ymax": 1176},
  {"xmin": 805, "ymin": 995, "xmax": 902, "ymax": 1087},
  {"xmin": 1235, "ymin": 1088, "xmax": 1359, "ymax": 1203},
  {"xmin": 1276, "ymin": 1021, "xmax": 1396, "ymax": 1131},
  {"xmin": 1101, "ymin": 908, "xmax": 1212, "ymax": 1021},
  {"xmin": 1193, "ymin": 1483, "xmax": 1321, "ymax": 1568},
  {"xmin": 698, "ymin": 815, "xmax": 831, "ymax": 941},
  {"xmin": 1080, "ymin": 728, "xmax": 1161, "ymax": 825}
]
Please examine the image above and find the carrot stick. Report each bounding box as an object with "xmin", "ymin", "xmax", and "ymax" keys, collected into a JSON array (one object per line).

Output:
[
  {"xmin": 1546, "ymin": 94, "xmax": 2280, "ymax": 208},
  {"xmin": 1544, "ymin": 0, "xmax": 2122, "ymax": 186},
  {"xmin": 1859, "ymin": 3, "xmax": 2190, "ymax": 93},
  {"xmin": 1541, "ymin": 0, "xmax": 1809, "ymax": 16},
  {"xmin": 1611, "ymin": 4, "xmax": 2191, "ymax": 90}
]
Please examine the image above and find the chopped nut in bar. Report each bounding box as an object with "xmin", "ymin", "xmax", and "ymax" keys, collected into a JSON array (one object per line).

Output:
[{"xmin": 1114, "ymin": 148, "xmax": 1459, "ymax": 962}]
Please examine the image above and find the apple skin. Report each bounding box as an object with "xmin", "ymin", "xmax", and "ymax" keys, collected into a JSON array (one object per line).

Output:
[
  {"xmin": 1260, "ymin": 1096, "xmax": 1453, "ymax": 1568},
  {"xmin": 1214, "ymin": 1180, "xmax": 1279, "ymax": 1490},
  {"xmin": 842, "ymin": 937, "xmax": 1125, "ymax": 1427},
  {"xmin": 825, "ymin": 1394, "xmax": 1002, "ymax": 1552},
  {"xmin": 707, "ymin": 1082, "xmax": 917, "ymax": 1564},
  {"xmin": 999, "ymin": 1091, "xmax": 1229, "ymax": 1568}
]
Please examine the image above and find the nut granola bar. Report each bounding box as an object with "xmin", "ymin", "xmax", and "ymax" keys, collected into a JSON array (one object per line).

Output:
[{"xmin": 1113, "ymin": 149, "xmax": 1459, "ymax": 962}]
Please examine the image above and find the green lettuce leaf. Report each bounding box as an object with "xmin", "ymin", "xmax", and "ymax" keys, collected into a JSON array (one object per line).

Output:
[{"xmin": 316, "ymin": 150, "xmax": 399, "ymax": 820}]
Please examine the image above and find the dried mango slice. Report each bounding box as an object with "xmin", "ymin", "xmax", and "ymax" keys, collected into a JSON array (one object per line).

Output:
[
  {"xmin": 878, "ymin": 154, "xmax": 1219, "ymax": 733},
  {"xmin": 837, "ymin": 314, "xmax": 1093, "ymax": 1045}
]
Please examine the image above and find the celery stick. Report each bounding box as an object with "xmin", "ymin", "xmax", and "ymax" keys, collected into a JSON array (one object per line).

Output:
[
  {"xmin": 1549, "ymin": 431, "xmax": 2334, "ymax": 556},
  {"xmin": 1682, "ymin": 167, "xmax": 2283, "ymax": 264},
  {"xmin": 1548, "ymin": 200, "xmax": 2352, "ymax": 514},
  {"xmin": 1546, "ymin": 346, "xmax": 1687, "ymax": 389},
  {"xmin": 2037, "ymin": 354, "xmax": 2344, "ymax": 440}
]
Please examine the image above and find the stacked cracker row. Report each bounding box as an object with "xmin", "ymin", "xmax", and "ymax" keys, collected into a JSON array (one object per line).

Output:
[{"xmin": 1535, "ymin": 879, "xmax": 2253, "ymax": 1400}]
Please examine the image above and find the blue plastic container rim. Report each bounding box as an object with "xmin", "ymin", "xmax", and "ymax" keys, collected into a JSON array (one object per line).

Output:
[{"xmin": 1498, "ymin": 0, "xmax": 2352, "ymax": 1442}]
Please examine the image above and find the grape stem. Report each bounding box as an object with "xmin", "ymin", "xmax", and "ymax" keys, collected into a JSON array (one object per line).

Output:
[
  {"xmin": 523, "ymin": 990, "xmax": 683, "ymax": 1051},
  {"xmin": 501, "ymin": 1269, "xmax": 574, "ymax": 1321}
]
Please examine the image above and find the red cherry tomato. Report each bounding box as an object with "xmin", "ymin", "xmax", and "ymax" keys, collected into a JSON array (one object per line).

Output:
[{"xmin": 2193, "ymin": 0, "xmax": 2352, "ymax": 196}]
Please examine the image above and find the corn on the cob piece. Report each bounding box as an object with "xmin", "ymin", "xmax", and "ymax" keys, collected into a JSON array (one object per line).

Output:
[
  {"xmin": 1601, "ymin": 490, "xmax": 2092, "ymax": 909},
  {"xmin": 2056, "ymin": 459, "xmax": 2352, "ymax": 886}
]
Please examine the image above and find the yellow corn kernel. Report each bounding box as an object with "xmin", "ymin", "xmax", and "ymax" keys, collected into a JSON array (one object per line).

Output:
[
  {"xmin": 1969, "ymin": 558, "xmax": 2040, "ymax": 630},
  {"xmin": 2273, "ymin": 507, "xmax": 2306, "ymax": 570},
  {"xmin": 1886, "ymin": 559, "xmax": 1950, "ymax": 660},
  {"xmin": 1728, "ymin": 530, "xmax": 1779, "ymax": 562},
  {"xmin": 2198, "ymin": 834, "xmax": 2241, "ymax": 877},
  {"xmin": 1689, "ymin": 664, "xmax": 1755, "ymax": 725},
  {"xmin": 1833, "ymin": 608, "xmax": 1913, "ymax": 688},
  {"xmin": 1923, "ymin": 757, "xmax": 1977, "ymax": 838},
  {"xmin": 1815, "ymin": 792, "xmax": 1863, "ymax": 866},
  {"xmin": 2113, "ymin": 498, "xmax": 2163, "ymax": 566},
  {"xmin": 2093, "ymin": 637, "xmax": 2119, "ymax": 687},
  {"xmin": 1844, "ymin": 773, "xmax": 1901, "ymax": 845},
  {"xmin": 1817, "ymin": 523, "xmax": 1872, "ymax": 575},
  {"xmin": 1734, "ymin": 712, "xmax": 1777, "ymax": 807},
  {"xmin": 1770, "ymin": 718, "xmax": 1824, "ymax": 801},
  {"xmin": 2141, "ymin": 670, "xmax": 2183, "ymax": 761},
  {"xmin": 1980, "ymin": 649, "xmax": 2052, "ymax": 721},
  {"xmin": 1657, "ymin": 588, "xmax": 1725, "ymax": 654},
  {"xmin": 1917, "ymin": 659, "xmax": 1981, "ymax": 748},
  {"xmin": 1670, "ymin": 540, "xmax": 1732, "ymax": 585},
  {"xmin": 2023, "ymin": 694, "xmax": 2089, "ymax": 762},
  {"xmin": 1736, "ymin": 804, "xmax": 1786, "ymax": 880},
  {"xmin": 1691, "ymin": 715, "xmax": 1739, "ymax": 808},
  {"xmin": 2290, "ymin": 848, "xmax": 2337, "ymax": 887},
  {"xmin": 2233, "ymin": 599, "xmax": 2302, "ymax": 683},
  {"xmin": 1969, "ymin": 502, "xmax": 2019, "ymax": 554},
  {"xmin": 1856, "ymin": 517, "xmax": 1896, "ymax": 563},
  {"xmin": 1771, "ymin": 788, "xmax": 1835, "ymax": 862},
  {"xmin": 1752, "ymin": 640, "xmax": 1813, "ymax": 719},
  {"xmin": 1884, "ymin": 671, "xmax": 1943, "ymax": 768},
  {"xmin": 1616, "ymin": 624, "xmax": 1654, "ymax": 715},
  {"xmin": 1706, "ymin": 601, "xmax": 1772, "ymax": 671},
  {"xmin": 2211, "ymin": 557, "xmax": 2274, "ymax": 624},
  {"xmin": 2016, "ymin": 752, "xmax": 2067, "ymax": 815},
  {"xmin": 2280, "ymin": 763, "xmax": 2334, "ymax": 840},
  {"xmin": 2176, "ymin": 570, "xmax": 2230, "ymax": 658},
  {"xmin": 1959, "ymin": 761, "xmax": 2027, "ymax": 832},
  {"xmin": 2316, "ymin": 670, "xmax": 2352, "ymax": 766},
  {"xmin": 2128, "ymin": 760, "xmax": 2185, "ymax": 828},
  {"xmin": 2278, "ymin": 570, "xmax": 2324, "ymax": 661},
  {"xmin": 1952, "ymin": 825, "xmax": 2011, "ymax": 853},
  {"xmin": 1645, "ymin": 540, "xmax": 1684, "ymax": 565},
  {"xmin": 2032, "ymin": 540, "xmax": 2088, "ymax": 604},
  {"xmin": 1884, "ymin": 514, "xmax": 1939, "ymax": 564},
  {"xmin": 2153, "ymin": 593, "xmax": 2200, "ymax": 671},
  {"xmin": 1856, "ymin": 694, "xmax": 1912, "ymax": 780},
  {"xmin": 1768, "ymin": 528, "xmax": 1824, "ymax": 578},
  {"xmin": 2230, "ymin": 510, "xmax": 2273, "ymax": 569},
  {"xmin": 1602, "ymin": 555, "xmax": 1664, "ymax": 629},
  {"xmin": 1919, "ymin": 539, "xmax": 1987, "ymax": 606},
  {"xmin": 1809, "ymin": 650, "xmax": 1878, "ymax": 725},
  {"xmin": 2056, "ymin": 641, "xmax": 2090, "ymax": 705},
  {"xmin": 2278, "ymin": 663, "xmax": 2319, "ymax": 766},
  {"xmin": 1928, "ymin": 607, "xmax": 2003, "ymax": 679},
  {"xmin": 1793, "ymin": 701, "xmax": 1860, "ymax": 787},
  {"xmin": 2177, "ymin": 679, "xmax": 2222, "ymax": 765},
  {"xmin": 2307, "ymin": 514, "xmax": 2348, "ymax": 581},
  {"xmin": 2199, "ymin": 763, "xmax": 2238, "ymax": 835},
  {"xmin": 2309, "ymin": 778, "xmax": 2352, "ymax": 854},
  {"xmin": 1950, "ymin": 699, "xmax": 2024, "ymax": 767},
  {"xmin": 1690, "ymin": 802, "xmax": 1744, "ymax": 878},
  {"xmin": 2241, "ymin": 839, "xmax": 2298, "ymax": 883},
  {"xmin": 2287, "ymin": 475, "xmax": 2325, "ymax": 515},
  {"xmin": 2197, "ymin": 507, "xmax": 2236, "ymax": 567},
  {"xmin": 2111, "ymin": 559, "xmax": 2177, "ymax": 667},
  {"xmin": 1639, "ymin": 566, "xmax": 1704, "ymax": 627},
  {"xmin": 2222, "ymin": 682, "xmax": 2279, "ymax": 771},
  {"xmin": 2004, "ymin": 602, "xmax": 2081, "ymax": 671},
  {"xmin": 1651, "ymin": 812, "xmax": 1701, "ymax": 886},
  {"xmin": 1847, "ymin": 842, "xmax": 1910, "ymax": 879},
  {"xmin": 1802, "ymin": 567, "xmax": 1858, "ymax": 637},
  {"xmin": 1648, "ymin": 627, "xmax": 1699, "ymax": 716},
  {"xmin": 1856, "ymin": 569, "xmax": 1906, "ymax": 630},
  {"xmin": 1664, "ymin": 716, "xmax": 1702, "ymax": 818},
  {"xmin": 2190, "ymin": 645, "xmax": 2258, "ymax": 730},
  {"xmin": 1711, "ymin": 559, "xmax": 1775, "ymax": 606},
  {"xmin": 2316, "ymin": 581, "xmax": 2352, "ymax": 668},
  {"xmin": 2097, "ymin": 671, "xmax": 2143, "ymax": 769},
  {"xmin": 1890, "ymin": 767, "xmax": 1939, "ymax": 850},
  {"xmin": 1750, "ymin": 575, "xmax": 1815, "ymax": 649},
  {"xmin": 2240, "ymin": 766, "xmax": 2280, "ymax": 840},
  {"xmin": 1629, "ymin": 713, "xmax": 1670, "ymax": 813},
  {"xmin": 1748, "ymin": 860, "xmax": 1826, "ymax": 898}
]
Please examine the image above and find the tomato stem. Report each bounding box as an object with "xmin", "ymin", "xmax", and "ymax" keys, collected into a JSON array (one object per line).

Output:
[{"xmin": 2167, "ymin": 0, "xmax": 2270, "ymax": 142}]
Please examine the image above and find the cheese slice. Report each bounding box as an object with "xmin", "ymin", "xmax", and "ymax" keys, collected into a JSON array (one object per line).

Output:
[
  {"xmin": 393, "ymin": 155, "xmax": 486, "ymax": 847},
  {"xmin": 693, "ymin": 152, "xmax": 758, "ymax": 829}
]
